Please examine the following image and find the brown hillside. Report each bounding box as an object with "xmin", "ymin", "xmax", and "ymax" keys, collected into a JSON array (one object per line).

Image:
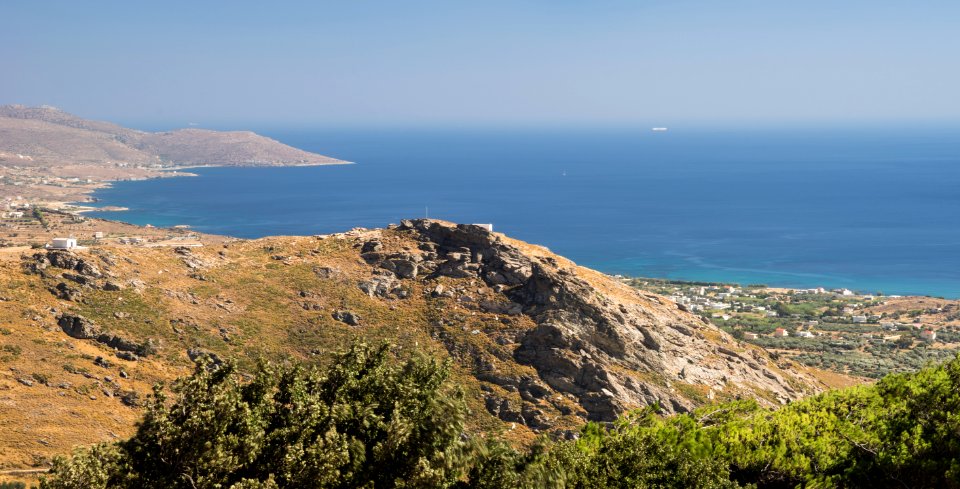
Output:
[
  {"xmin": 0, "ymin": 219, "xmax": 829, "ymax": 473},
  {"xmin": 0, "ymin": 105, "xmax": 348, "ymax": 203},
  {"xmin": 135, "ymin": 128, "xmax": 343, "ymax": 166}
]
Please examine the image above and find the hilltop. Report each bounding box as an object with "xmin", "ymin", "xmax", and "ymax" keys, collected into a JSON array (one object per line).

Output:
[
  {"xmin": 0, "ymin": 219, "xmax": 837, "ymax": 473},
  {"xmin": 0, "ymin": 105, "xmax": 347, "ymax": 204}
]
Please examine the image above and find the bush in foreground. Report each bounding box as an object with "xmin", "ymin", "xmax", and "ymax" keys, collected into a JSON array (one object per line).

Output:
[{"xmin": 41, "ymin": 342, "xmax": 960, "ymax": 488}]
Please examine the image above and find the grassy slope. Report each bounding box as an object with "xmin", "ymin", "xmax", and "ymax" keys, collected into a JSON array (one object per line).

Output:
[{"xmin": 0, "ymin": 227, "xmax": 847, "ymax": 478}]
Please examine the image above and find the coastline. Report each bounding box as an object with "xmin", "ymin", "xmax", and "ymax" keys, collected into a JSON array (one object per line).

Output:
[
  {"xmin": 36, "ymin": 160, "xmax": 352, "ymax": 211},
  {"xmin": 160, "ymin": 160, "xmax": 354, "ymax": 172}
]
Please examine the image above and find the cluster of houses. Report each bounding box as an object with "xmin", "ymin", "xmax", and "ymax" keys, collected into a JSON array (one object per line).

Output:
[
  {"xmin": 751, "ymin": 321, "xmax": 942, "ymax": 344},
  {"xmin": 769, "ymin": 327, "xmax": 815, "ymax": 338},
  {"xmin": 753, "ymin": 325, "xmax": 938, "ymax": 343},
  {"xmin": 1, "ymin": 198, "xmax": 31, "ymax": 219},
  {"xmin": 793, "ymin": 287, "xmax": 860, "ymax": 297},
  {"xmin": 1, "ymin": 170, "xmax": 96, "ymax": 190},
  {"xmin": 668, "ymin": 285, "xmax": 742, "ymax": 313}
]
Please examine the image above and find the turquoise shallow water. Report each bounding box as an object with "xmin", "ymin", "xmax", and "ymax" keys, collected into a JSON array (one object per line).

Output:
[{"xmin": 86, "ymin": 126, "xmax": 960, "ymax": 298}]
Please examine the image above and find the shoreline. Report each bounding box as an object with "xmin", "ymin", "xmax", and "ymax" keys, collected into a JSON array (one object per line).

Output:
[
  {"xmin": 39, "ymin": 160, "xmax": 353, "ymax": 211},
  {"xmin": 616, "ymin": 275, "xmax": 949, "ymax": 300}
]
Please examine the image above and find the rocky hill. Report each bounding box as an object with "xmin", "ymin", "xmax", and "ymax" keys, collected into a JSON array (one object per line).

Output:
[
  {"xmin": 0, "ymin": 105, "xmax": 347, "ymax": 204},
  {"xmin": 0, "ymin": 219, "xmax": 831, "ymax": 471},
  {"xmin": 0, "ymin": 105, "xmax": 346, "ymax": 168}
]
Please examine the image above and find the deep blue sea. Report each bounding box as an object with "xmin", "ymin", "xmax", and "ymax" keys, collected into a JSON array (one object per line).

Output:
[{"xmin": 85, "ymin": 126, "xmax": 960, "ymax": 298}]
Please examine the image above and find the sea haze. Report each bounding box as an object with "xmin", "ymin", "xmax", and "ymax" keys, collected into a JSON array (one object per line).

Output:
[{"xmin": 85, "ymin": 126, "xmax": 960, "ymax": 298}]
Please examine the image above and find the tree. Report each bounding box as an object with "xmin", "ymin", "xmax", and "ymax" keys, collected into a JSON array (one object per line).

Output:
[{"xmin": 42, "ymin": 342, "xmax": 471, "ymax": 489}]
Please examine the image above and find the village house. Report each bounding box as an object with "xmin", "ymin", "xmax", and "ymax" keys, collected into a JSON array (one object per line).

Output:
[
  {"xmin": 772, "ymin": 328, "xmax": 789, "ymax": 337},
  {"xmin": 852, "ymin": 315, "xmax": 867, "ymax": 323},
  {"xmin": 920, "ymin": 330, "xmax": 937, "ymax": 342},
  {"xmin": 744, "ymin": 332, "xmax": 759, "ymax": 340},
  {"xmin": 795, "ymin": 331, "xmax": 815, "ymax": 338},
  {"xmin": 48, "ymin": 237, "xmax": 77, "ymax": 250}
]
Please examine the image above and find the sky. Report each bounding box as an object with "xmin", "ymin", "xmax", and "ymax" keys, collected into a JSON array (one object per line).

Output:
[{"xmin": 2, "ymin": 1, "xmax": 959, "ymax": 127}]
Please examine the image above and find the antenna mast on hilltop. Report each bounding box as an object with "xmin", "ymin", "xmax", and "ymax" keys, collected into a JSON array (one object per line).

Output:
[{"xmin": 425, "ymin": 206, "xmax": 429, "ymax": 219}]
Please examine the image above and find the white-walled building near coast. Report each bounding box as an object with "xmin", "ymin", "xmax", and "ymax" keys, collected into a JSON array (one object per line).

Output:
[{"xmin": 48, "ymin": 237, "xmax": 77, "ymax": 250}]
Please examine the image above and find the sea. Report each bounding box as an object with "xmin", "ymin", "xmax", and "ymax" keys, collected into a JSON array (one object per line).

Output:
[{"xmin": 84, "ymin": 125, "xmax": 960, "ymax": 298}]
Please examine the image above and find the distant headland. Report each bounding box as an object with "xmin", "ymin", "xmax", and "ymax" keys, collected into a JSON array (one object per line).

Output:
[{"xmin": 0, "ymin": 104, "xmax": 349, "ymax": 206}]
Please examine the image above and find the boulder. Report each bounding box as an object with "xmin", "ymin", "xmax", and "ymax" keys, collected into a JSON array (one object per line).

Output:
[
  {"xmin": 332, "ymin": 310, "xmax": 361, "ymax": 326},
  {"xmin": 313, "ymin": 266, "xmax": 340, "ymax": 279},
  {"xmin": 358, "ymin": 275, "xmax": 402, "ymax": 299},
  {"xmin": 58, "ymin": 315, "xmax": 100, "ymax": 339},
  {"xmin": 103, "ymin": 281, "xmax": 124, "ymax": 291},
  {"xmin": 52, "ymin": 282, "xmax": 82, "ymax": 301},
  {"xmin": 361, "ymin": 240, "xmax": 383, "ymax": 253},
  {"xmin": 116, "ymin": 351, "xmax": 139, "ymax": 362},
  {"xmin": 389, "ymin": 259, "xmax": 418, "ymax": 279}
]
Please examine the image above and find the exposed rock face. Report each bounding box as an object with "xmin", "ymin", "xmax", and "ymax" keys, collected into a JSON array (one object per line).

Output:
[
  {"xmin": 358, "ymin": 273, "xmax": 404, "ymax": 299},
  {"xmin": 356, "ymin": 219, "xmax": 819, "ymax": 422},
  {"xmin": 34, "ymin": 250, "xmax": 104, "ymax": 278},
  {"xmin": 57, "ymin": 314, "xmax": 152, "ymax": 359},
  {"xmin": 26, "ymin": 251, "xmax": 117, "ymax": 300},
  {"xmin": 58, "ymin": 314, "xmax": 100, "ymax": 339}
]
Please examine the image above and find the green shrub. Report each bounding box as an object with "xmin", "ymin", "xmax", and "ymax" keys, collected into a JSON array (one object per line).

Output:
[{"xmin": 41, "ymin": 339, "xmax": 960, "ymax": 489}]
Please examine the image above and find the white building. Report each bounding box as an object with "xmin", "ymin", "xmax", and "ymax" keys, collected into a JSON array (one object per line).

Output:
[
  {"xmin": 472, "ymin": 223, "xmax": 494, "ymax": 232},
  {"xmin": 48, "ymin": 237, "xmax": 77, "ymax": 250},
  {"xmin": 795, "ymin": 331, "xmax": 815, "ymax": 338},
  {"xmin": 852, "ymin": 315, "xmax": 867, "ymax": 324},
  {"xmin": 920, "ymin": 330, "xmax": 937, "ymax": 342}
]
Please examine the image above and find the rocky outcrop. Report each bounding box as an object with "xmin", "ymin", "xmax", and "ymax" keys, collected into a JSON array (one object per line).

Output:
[
  {"xmin": 26, "ymin": 250, "xmax": 104, "ymax": 278},
  {"xmin": 58, "ymin": 314, "xmax": 100, "ymax": 339},
  {"xmin": 57, "ymin": 314, "xmax": 153, "ymax": 360},
  {"xmin": 361, "ymin": 220, "xmax": 820, "ymax": 422},
  {"xmin": 25, "ymin": 250, "xmax": 123, "ymax": 301}
]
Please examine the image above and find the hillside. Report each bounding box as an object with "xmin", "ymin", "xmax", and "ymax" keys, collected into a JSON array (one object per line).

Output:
[
  {"xmin": 0, "ymin": 105, "xmax": 347, "ymax": 203},
  {"xmin": 0, "ymin": 219, "xmax": 832, "ymax": 472}
]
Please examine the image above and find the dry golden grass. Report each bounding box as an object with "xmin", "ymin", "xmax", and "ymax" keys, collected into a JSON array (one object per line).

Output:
[
  {"xmin": 0, "ymin": 229, "xmax": 562, "ymax": 469},
  {"xmin": 0, "ymin": 224, "xmax": 859, "ymax": 471}
]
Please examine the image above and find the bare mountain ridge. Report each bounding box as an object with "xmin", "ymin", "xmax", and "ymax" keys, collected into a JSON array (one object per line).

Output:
[{"xmin": 0, "ymin": 105, "xmax": 346, "ymax": 167}]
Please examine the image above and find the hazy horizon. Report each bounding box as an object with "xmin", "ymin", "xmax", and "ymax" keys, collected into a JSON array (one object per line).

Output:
[{"xmin": 4, "ymin": 1, "xmax": 960, "ymax": 127}]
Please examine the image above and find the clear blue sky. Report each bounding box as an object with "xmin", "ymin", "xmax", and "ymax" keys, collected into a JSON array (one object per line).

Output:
[{"xmin": 3, "ymin": 1, "xmax": 958, "ymax": 127}]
